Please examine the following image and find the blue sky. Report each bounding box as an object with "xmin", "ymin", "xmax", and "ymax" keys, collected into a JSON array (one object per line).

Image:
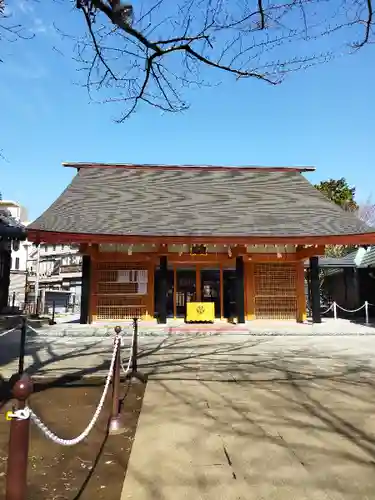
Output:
[{"xmin": 1, "ymin": 1, "xmax": 374, "ymax": 222}]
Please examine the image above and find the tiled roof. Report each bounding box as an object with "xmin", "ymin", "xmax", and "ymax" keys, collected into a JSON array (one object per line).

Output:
[
  {"xmin": 0, "ymin": 209, "xmax": 26, "ymax": 239},
  {"xmin": 29, "ymin": 165, "xmax": 375, "ymax": 239},
  {"xmin": 304, "ymin": 251, "xmax": 358, "ymax": 268}
]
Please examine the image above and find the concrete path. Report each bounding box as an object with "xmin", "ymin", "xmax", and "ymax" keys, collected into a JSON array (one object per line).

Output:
[{"xmin": 121, "ymin": 377, "xmax": 375, "ymax": 500}]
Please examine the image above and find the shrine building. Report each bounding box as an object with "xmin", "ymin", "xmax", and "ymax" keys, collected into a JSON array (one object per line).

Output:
[{"xmin": 27, "ymin": 163, "xmax": 375, "ymax": 325}]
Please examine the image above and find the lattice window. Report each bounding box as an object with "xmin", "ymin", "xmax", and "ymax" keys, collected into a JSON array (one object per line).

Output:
[
  {"xmin": 98, "ymin": 282, "xmax": 138, "ymax": 294},
  {"xmin": 94, "ymin": 261, "xmax": 150, "ymax": 320},
  {"xmin": 98, "ymin": 296, "xmax": 147, "ymax": 307},
  {"xmin": 254, "ymin": 263, "xmax": 297, "ymax": 319},
  {"xmin": 97, "ymin": 305, "xmax": 146, "ymax": 320}
]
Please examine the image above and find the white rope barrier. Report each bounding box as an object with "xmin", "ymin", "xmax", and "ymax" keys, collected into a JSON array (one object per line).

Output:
[
  {"xmin": 321, "ymin": 300, "xmax": 372, "ymax": 324},
  {"xmin": 320, "ymin": 304, "xmax": 334, "ymax": 315},
  {"xmin": 0, "ymin": 326, "xmax": 19, "ymax": 338},
  {"xmin": 26, "ymin": 324, "xmax": 41, "ymax": 335},
  {"xmin": 335, "ymin": 303, "xmax": 366, "ymax": 313},
  {"xmin": 27, "ymin": 333, "xmax": 121, "ymax": 446}
]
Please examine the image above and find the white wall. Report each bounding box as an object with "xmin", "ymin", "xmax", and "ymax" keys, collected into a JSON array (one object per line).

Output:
[
  {"xmin": 0, "ymin": 201, "xmax": 29, "ymax": 272},
  {"xmin": 10, "ymin": 241, "xmax": 29, "ymax": 272}
]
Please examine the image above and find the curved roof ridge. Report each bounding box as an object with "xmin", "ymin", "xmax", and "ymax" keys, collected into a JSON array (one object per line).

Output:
[{"xmin": 62, "ymin": 162, "xmax": 315, "ymax": 173}]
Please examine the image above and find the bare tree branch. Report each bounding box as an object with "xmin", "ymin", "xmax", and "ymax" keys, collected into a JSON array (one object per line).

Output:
[
  {"xmin": 0, "ymin": 0, "xmax": 35, "ymax": 61},
  {"xmin": 2, "ymin": 0, "xmax": 374, "ymax": 121},
  {"xmin": 353, "ymin": 0, "xmax": 373, "ymax": 48},
  {"xmin": 258, "ymin": 0, "xmax": 266, "ymax": 29}
]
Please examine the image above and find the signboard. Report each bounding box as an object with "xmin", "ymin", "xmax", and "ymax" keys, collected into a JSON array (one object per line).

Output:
[{"xmin": 190, "ymin": 244, "xmax": 207, "ymax": 256}]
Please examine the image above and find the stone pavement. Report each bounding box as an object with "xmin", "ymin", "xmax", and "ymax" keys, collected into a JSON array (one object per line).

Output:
[
  {"xmin": 121, "ymin": 375, "xmax": 375, "ymax": 500},
  {"xmin": 7, "ymin": 317, "xmax": 375, "ymax": 338},
  {"xmin": 2, "ymin": 320, "xmax": 375, "ymax": 380}
]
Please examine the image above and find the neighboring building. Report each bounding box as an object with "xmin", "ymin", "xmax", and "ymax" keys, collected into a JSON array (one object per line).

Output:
[
  {"xmin": 0, "ymin": 200, "xmax": 31, "ymax": 309},
  {"xmin": 27, "ymin": 243, "xmax": 82, "ymax": 313},
  {"xmin": 0, "ymin": 200, "xmax": 82, "ymax": 313},
  {"xmin": 306, "ymin": 248, "xmax": 375, "ymax": 313},
  {"xmin": 0, "ymin": 204, "xmax": 26, "ymax": 312},
  {"xmin": 27, "ymin": 163, "xmax": 375, "ymax": 324}
]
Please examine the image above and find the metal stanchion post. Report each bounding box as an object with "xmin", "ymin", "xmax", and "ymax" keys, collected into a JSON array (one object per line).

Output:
[
  {"xmin": 365, "ymin": 301, "xmax": 369, "ymax": 324},
  {"xmin": 5, "ymin": 374, "xmax": 33, "ymax": 500},
  {"xmin": 132, "ymin": 317, "xmax": 138, "ymax": 374},
  {"xmin": 18, "ymin": 318, "xmax": 27, "ymax": 375},
  {"xmin": 49, "ymin": 301, "xmax": 56, "ymax": 326},
  {"xmin": 126, "ymin": 318, "xmax": 146, "ymax": 383},
  {"xmin": 109, "ymin": 326, "xmax": 125, "ymax": 435}
]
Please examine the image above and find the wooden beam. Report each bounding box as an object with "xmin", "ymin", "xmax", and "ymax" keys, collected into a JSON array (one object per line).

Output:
[
  {"xmin": 165, "ymin": 254, "xmax": 234, "ymax": 264},
  {"xmin": 236, "ymin": 257, "xmax": 245, "ymax": 323},
  {"xmin": 244, "ymin": 253, "xmax": 297, "ymax": 263},
  {"xmin": 94, "ymin": 252, "xmax": 154, "ymax": 262},
  {"xmin": 27, "ymin": 230, "xmax": 375, "ymax": 246},
  {"xmin": 310, "ymin": 256, "xmax": 321, "ymax": 323},
  {"xmin": 220, "ymin": 264, "xmax": 224, "ymax": 320},
  {"xmin": 147, "ymin": 261, "xmax": 155, "ymax": 320},
  {"xmin": 86, "ymin": 243, "xmax": 99, "ymax": 260},
  {"xmin": 173, "ymin": 265, "xmax": 177, "ymax": 319},
  {"xmin": 196, "ymin": 264, "xmax": 201, "ymax": 301},
  {"xmin": 80, "ymin": 255, "xmax": 91, "ymax": 324},
  {"xmin": 245, "ymin": 263, "xmax": 255, "ymax": 320},
  {"xmin": 231, "ymin": 245, "xmax": 247, "ymax": 258},
  {"xmin": 296, "ymin": 245, "xmax": 325, "ymax": 260},
  {"xmin": 89, "ymin": 260, "xmax": 97, "ymax": 323},
  {"xmin": 79, "ymin": 243, "xmax": 89, "ymax": 254},
  {"xmin": 159, "ymin": 256, "xmax": 168, "ymax": 324}
]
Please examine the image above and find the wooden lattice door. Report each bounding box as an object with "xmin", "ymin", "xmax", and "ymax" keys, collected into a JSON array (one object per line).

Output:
[
  {"xmin": 254, "ymin": 263, "xmax": 297, "ymax": 319},
  {"xmin": 95, "ymin": 262, "xmax": 149, "ymax": 320}
]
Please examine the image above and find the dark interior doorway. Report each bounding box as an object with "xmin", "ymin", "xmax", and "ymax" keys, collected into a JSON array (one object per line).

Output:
[
  {"xmin": 223, "ymin": 269, "xmax": 236, "ymax": 319},
  {"xmin": 200, "ymin": 269, "xmax": 220, "ymax": 318},
  {"xmin": 176, "ymin": 269, "xmax": 196, "ymax": 317},
  {"xmin": 154, "ymin": 268, "xmax": 174, "ymax": 318}
]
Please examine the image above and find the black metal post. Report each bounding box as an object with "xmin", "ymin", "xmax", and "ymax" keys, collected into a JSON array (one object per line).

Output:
[
  {"xmin": 36, "ymin": 295, "xmax": 41, "ymax": 317},
  {"xmin": 126, "ymin": 318, "xmax": 146, "ymax": 383},
  {"xmin": 12, "ymin": 292, "xmax": 16, "ymax": 311},
  {"xmin": 18, "ymin": 317, "xmax": 27, "ymax": 375},
  {"xmin": 158, "ymin": 256, "xmax": 168, "ymax": 324},
  {"xmin": 49, "ymin": 301, "xmax": 56, "ymax": 326},
  {"xmin": 80, "ymin": 255, "xmax": 91, "ymax": 324},
  {"xmin": 132, "ymin": 317, "xmax": 138, "ymax": 373},
  {"xmin": 23, "ymin": 272, "xmax": 29, "ymax": 314},
  {"xmin": 6, "ymin": 374, "xmax": 33, "ymax": 500},
  {"xmin": 235, "ymin": 256, "xmax": 245, "ymax": 323},
  {"xmin": 310, "ymin": 256, "xmax": 321, "ymax": 323},
  {"xmin": 0, "ymin": 248, "xmax": 11, "ymax": 311}
]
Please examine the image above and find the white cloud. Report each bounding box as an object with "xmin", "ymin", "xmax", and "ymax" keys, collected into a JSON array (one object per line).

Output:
[
  {"xmin": 33, "ymin": 17, "xmax": 47, "ymax": 33},
  {"xmin": 16, "ymin": 0, "xmax": 35, "ymax": 15}
]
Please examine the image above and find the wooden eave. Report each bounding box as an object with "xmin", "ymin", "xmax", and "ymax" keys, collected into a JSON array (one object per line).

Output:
[{"xmin": 26, "ymin": 230, "xmax": 375, "ymax": 246}]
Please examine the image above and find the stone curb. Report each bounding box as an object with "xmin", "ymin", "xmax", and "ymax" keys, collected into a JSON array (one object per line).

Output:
[{"xmin": 25, "ymin": 330, "xmax": 375, "ymax": 339}]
